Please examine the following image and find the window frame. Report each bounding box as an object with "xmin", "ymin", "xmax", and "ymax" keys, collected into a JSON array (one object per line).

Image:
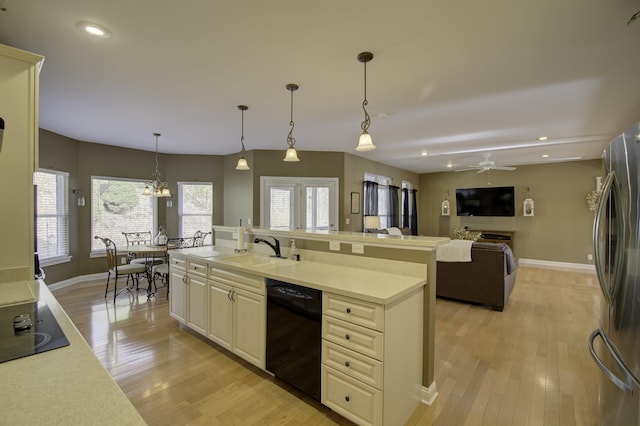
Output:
[
  {"xmin": 177, "ymin": 181, "xmax": 213, "ymax": 238},
  {"xmin": 90, "ymin": 175, "xmax": 157, "ymax": 255},
  {"xmin": 34, "ymin": 168, "xmax": 71, "ymax": 266}
]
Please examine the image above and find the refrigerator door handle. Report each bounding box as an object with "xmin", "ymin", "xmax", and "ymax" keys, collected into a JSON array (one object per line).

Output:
[
  {"xmin": 592, "ymin": 171, "xmax": 625, "ymax": 306},
  {"xmin": 588, "ymin": 328, "xmax": 636, "ymax": 394}
]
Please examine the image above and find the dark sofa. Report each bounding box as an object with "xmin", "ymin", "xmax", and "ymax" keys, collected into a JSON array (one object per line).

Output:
[{"xmin": 436, "ymin": 242, "xmax": 518, "ymax": 311}]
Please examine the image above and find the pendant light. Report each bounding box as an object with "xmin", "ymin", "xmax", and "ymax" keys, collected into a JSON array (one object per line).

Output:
[
  {"xmin": 356, "ymin": 51, "xmax": 376, "ymax": 151},
  {"xmin": 235, "ymin": 105, "xmax": 250, "ymax": 170},
  {"xmin": 283, "ymin": 83, "xmax": 300, "ymax": 162},
  {"xmin": 142, "ymin": 132, "xmax": 172, "ymax": 197}
]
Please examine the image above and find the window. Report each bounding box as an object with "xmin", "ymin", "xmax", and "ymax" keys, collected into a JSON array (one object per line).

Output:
[
  {"xmin": 178, "ymin": 182, "xmax": 213, "ymax": 237},
  {"xmin": 364, "ymin": 173, "xmax": 391, "ymax": 229},
  {"xmin": 34, "ymin": 169, "xmax": 70, "ymax": 265},
  {"xmin": 260, "ymin": 177, "xmax": 338, "ymax": 231},
  {"xmin": 91, "ymin": 176, "xmax": 156, "ymax": 252}
]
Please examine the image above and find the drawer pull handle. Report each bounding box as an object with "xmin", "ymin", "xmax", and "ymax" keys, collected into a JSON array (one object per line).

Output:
[
  {"xmin": 345, "ymin": 334, "xmax": 350, "ymax": 340},
  {"xmin": 344, "ymin": 361, "xmax": 350, "ymax": 367},
  {"xmin": 346, "ymin": 308, "xmax": 351, "ymax": 314},
  {"xmin": 345, "ymin": 396, "xmax": 350, "ymax": 402}
]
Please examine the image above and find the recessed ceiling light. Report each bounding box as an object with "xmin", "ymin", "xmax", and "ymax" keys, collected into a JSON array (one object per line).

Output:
[
  {"xmin": 541, "ymin": 154, "xmax": 550, "ymax": 158},
  {"xmin": 76, "ymin": 21, "xmax": 112, "ymax": 39},
  {"xmin": 420, "ymin": 151, "xmax": 428, "ymax": 156},
  {"xmin": 537, "ymin": 136, "xmax": 549, "ymax": 141},
  {"xmin": 446, "ymin": 162, "xmax": 453, "ymax": 168}
]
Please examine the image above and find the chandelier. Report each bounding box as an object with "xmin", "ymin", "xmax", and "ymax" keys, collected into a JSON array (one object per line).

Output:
[{"xmin": 142, "ymin": 132, "xmax": 172, "ymax": 197}]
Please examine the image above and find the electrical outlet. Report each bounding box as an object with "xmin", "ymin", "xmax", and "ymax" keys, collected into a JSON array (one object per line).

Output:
[
  {"xmin": 345, "ymin": 218, "xmax": 350, "ymax": 225},
  {"xmin": 352, "ymin": 243, "xmax": 364, "ymax": 254},
  {"xmin": 232, "ymin": 232, "xmax": 238, "ymax": 239},
  {"xmin": 329, "ymin": 241, "xmax": 340, "ymax": 251},
  {"xmin": 121, "ymin": 257, "xmax": 127, "ymax": 264},
  {"xmin": 587, "ymin": 254, "xmax": 593, "ymax": 261}
]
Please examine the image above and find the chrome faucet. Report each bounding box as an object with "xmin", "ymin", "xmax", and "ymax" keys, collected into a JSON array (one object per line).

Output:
[{"xmin": 254, "ymin": 236, "xmax": 282, "ymax": 257}]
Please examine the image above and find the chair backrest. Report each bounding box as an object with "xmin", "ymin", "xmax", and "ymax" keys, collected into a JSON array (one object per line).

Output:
[
  {"xmin": 95, "ymin": 236, "xmax": 118, "ymax": 271},
  {"xmin": 166, "ymin": 237, "xmax": 194, "ymax": 249},
  {"xmin": 193, "ymin": 230, "xmax": 211, "ymax": 247},
  {"xmin": 122, "ymin": 231, "xmax": 152, "ymax": 246}
]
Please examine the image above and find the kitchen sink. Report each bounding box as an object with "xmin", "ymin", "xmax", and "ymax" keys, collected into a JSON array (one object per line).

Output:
[{"xmin": 218, "ymin": 254, "xmax": 298, "ymax": 269}]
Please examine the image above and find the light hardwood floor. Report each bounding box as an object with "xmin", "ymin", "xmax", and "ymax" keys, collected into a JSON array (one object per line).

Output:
[{"xmin": 52, "ymin": 266, "xmax": 600, "ymax": 425}]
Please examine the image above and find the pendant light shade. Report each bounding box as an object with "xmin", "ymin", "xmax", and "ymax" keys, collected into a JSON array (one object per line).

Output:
[
  {"xmin": 356, "ymin": 51, "xmax": 376, "ymax": 152},
  {"xmin": 283, "ymin": 83, "xmax": 300, "ymax": 162},
  {"xmin": 143, "ymin": 132, "xmax": 172, "ymax": 197},
  {"xmin": 235, "ymin": 105, "xmax": 250, "ymax": 170}
]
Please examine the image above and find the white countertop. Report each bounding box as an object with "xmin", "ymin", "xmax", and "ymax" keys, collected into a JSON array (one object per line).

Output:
[
  {"xmin": 0, "ymin": 280, "xmax": 145, "ymax": 425},
  {"xmin": 175, "ymin": 247, "xmax": 427, "ymax": 305}
]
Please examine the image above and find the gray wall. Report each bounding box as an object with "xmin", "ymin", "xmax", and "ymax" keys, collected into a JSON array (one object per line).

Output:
[
  {"xmin": 40, "ymin": 128, "xmax": 602, "ymax": 283},
  {"xmin": 419, "ymin": 159, "xmax": 602, "ymax": 263}
]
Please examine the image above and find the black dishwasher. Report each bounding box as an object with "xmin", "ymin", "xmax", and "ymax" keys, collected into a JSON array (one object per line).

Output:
[{"xmin": 266, "ymin": 278, "xmax": 322, "ymax": 401}]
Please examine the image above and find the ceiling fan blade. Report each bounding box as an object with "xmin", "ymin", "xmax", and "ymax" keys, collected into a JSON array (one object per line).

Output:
[
  {"xmin": 477, "ymin": 169, "xmax": 488, "ymax": 174},
  {"xmin": 493, "ymin": 166, "xmax": 516, "ymax": 171},
  {"xmin": 454, "ymin": 167, "xmax": 481, "ymax": 172}
]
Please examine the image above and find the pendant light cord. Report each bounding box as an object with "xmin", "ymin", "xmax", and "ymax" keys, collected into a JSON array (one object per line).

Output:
[
  {"xmin": 240, "ymin": 109, "xmax": 246, "ymax": 153},
  {"xmin": 361, "ymin": 60, "xmax": 371, "ymax": 133},
  {"xmin": 287, "ymin": 87, "xmax": 296, "ymax": 148}
]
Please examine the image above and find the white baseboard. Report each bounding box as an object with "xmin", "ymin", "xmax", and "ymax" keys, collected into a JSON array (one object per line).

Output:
[
  {"xmin": 518, "ymin": 258, "xmax": 595, "ymax": 273},
  {"xmin": 421, "ymin": 381, "xmax": 438, "ymax": 406},
  {"xmin": 47, "ymin": 273, "xmax": 107, "ymax": 291}
]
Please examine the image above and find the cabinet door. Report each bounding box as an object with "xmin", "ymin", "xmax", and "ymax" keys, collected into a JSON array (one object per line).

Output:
[
  {"xmin": 233, "ymin": 287, "xmax": 265, "ymax": 368},
  {"xmin": 169, "ymin": 269, "xmax": 186, "ymax": 323},
  {"xmin": 187, "ymin": 274, "xmax": 207, "ymax": 336},
  {"xmin": 208, "ymin": 280, "xmax": 233, "ymax": 351}
]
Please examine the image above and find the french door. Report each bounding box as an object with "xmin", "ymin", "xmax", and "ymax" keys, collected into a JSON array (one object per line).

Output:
[{"xmin": 260, "ymin": 177, "xmax": 338, "ymax": 231}]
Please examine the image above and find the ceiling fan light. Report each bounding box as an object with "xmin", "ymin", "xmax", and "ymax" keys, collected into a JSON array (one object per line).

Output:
[
  {"xmin": 356, "ymin": 131, "xmax": 375, "ymax": 151},
  {"xmin": 283, "ymin": 147, "xmax": 300, "ymax": 162}
]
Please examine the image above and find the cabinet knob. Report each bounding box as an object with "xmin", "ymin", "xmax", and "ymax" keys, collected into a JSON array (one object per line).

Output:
[
  {"xmin": 345, "ymin": 396, "xmax": 350, "ymax": 402},
  {"xmin": 346, "ymin": 308, "xmax": 351, "ymax": 314},
  {"xmin": 344, "ymin": 361, "xmax": 350, "ymax": 367},
  {"xmin": 345, "ymin": 334, "xmax": 350, "ymax": 340}
]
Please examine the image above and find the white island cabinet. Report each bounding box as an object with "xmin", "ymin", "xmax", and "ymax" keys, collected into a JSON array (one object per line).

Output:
[
  {"xmin": 321, "ymin": 290, "xmax": 423, "ymax": 426},
  {"xmin": 208, "ymin": 266, "xmax": 266, "ymax": 369},
  {"xmin": 169, "ymin": 254, "xmax": 207, "ymax": 335}
]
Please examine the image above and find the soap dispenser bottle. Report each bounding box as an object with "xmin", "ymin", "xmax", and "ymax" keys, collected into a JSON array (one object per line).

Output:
[{"xmin": 290, "ymin": 239, "xmax": 300, "ymax": 261}]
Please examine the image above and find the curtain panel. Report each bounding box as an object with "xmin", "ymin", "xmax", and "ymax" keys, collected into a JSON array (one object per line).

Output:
[
  {"xmin": 364, "ymin": 180, "xmax": 378, "ymax": 216},
  {"xmin": 389, "ymin": 185, "xmax": 400, "ymax": 228}
]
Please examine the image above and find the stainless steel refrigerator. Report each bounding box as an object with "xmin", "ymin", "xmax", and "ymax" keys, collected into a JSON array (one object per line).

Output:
[{"xmin": 589, "ymin": 122, "xmax": 640, "ymax": 425}]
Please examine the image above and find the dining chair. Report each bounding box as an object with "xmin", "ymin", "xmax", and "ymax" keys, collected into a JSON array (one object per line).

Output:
[
  {"xmin": 122, "ymin": 231, "xmax": 165, "ymax": 266},
  {"xmin": 95, "ymin": 236, "xmax": 147, "ymax": 303},
  {"xmin": 193, "ymin": 230, "xmax": 212, "ymax": 247},
  {"xmin": 151, "ymin": 237, "xmax": 195, "ymax": 298}
]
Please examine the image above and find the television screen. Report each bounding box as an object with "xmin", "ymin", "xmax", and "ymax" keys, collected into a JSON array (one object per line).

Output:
[{"xmin": 455, "ymin": 186, "xmax": 515, "ymax": 217}]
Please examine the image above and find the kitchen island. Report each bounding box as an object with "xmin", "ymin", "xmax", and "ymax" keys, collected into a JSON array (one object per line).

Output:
[
  {"xmin": 0, "ymin": 280, "xmax": 145, "ymax": 425},
  {"xmin": 168, "ymin": 228, "xmax": 447, "ymax": 426}
]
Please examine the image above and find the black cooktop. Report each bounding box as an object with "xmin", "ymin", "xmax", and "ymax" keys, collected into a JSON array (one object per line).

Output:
[{"xmin": 0, "ymin": 300, "xmax": 70, "ymax": 364}]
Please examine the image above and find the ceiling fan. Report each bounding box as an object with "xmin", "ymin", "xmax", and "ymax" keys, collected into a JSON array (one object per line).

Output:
[{"xmin": 454, "ymin": 153, "xmax": 516, "ymax": 173}]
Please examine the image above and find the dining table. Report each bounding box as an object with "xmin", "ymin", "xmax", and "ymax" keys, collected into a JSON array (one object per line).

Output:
[{"xmin": 125, "ymin": 244, "xmax": 168, "ymax": 296}]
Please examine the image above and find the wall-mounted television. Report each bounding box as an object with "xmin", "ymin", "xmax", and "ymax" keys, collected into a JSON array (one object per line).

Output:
[{"xmin": 455, "ymin": 186, "xmax": 515, "ymax": 217}]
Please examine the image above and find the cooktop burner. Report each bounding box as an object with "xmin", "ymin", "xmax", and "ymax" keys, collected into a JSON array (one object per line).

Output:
[{"xmin": 0, "ymin": 300, "xmax": 70, "ymax": 364}]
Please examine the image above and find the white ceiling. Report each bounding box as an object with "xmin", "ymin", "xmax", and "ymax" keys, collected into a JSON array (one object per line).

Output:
[{"xmin": 1, "ymin": 0, "xmax": 639, "ymax": 174}]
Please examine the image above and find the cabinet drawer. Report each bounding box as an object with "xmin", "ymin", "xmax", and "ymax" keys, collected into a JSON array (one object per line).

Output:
[
  {"xmin": 323, "ymin": 293, "xmax": 384, "ymax": 331},
  {"xmin": 170, "ymin": 256, "xmax": 186, "ymax": 270},
  {"xmin": 186, "ymin": 259, "xmax": 207, "ymax": 277},
  {"xmin": 209, "ymin": 267, "xmax": 265, "ymax": 295},
  {"xmin": 322, "ymin": 316, "xmax": 383, "ymax": 361},
  {"xmin": 321, "ymin": 365, "xmax": 382, "ymax": 426},
  {"xmin": 322, "ymin": 340, "xmax": 383, "ymax": 389}
]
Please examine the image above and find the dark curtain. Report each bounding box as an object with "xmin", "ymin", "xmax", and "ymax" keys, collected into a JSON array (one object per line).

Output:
[
  {"xmin": 388, "ymin": 185, "xmax": 400, "ymax": 228},
  {"xmin": 410, "ymin": 189, "xmax": 418, "ymax": 235},
  {"xmin": 402, "ymin": 188, "xmax": 410, "ymax": 228},
  {"xmin": 364, "ymin": 181, "xmax": 378, "ymax": 216}
]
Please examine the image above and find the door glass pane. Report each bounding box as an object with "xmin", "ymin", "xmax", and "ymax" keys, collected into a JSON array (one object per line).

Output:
[{"xmin": 270, "ymin": 187, "xmax": 292, "ymax": 230}]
